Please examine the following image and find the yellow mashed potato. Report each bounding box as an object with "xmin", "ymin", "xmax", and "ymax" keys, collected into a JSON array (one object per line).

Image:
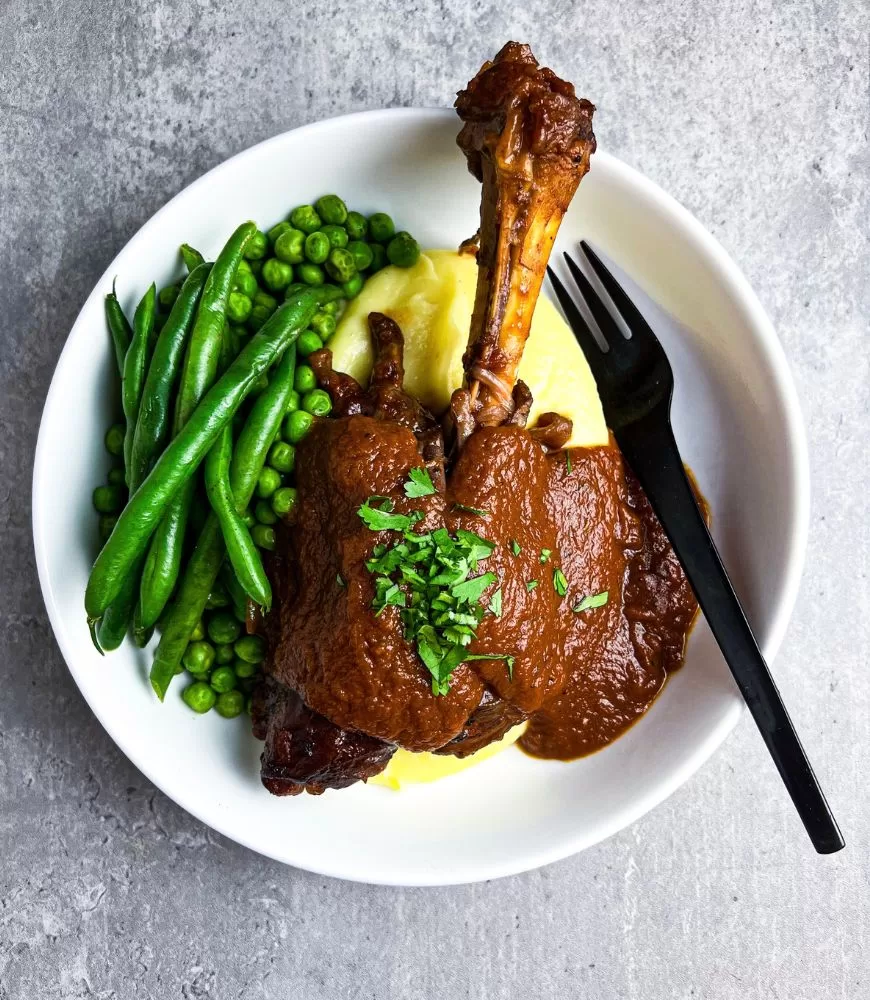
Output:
[{"xmin": 328, "ymin": 250, "xmax": 608, "ymax": 788}]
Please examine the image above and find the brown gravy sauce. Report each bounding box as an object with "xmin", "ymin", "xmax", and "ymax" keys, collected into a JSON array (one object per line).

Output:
[{"xmin": 268, "ymin": 415, "xmax": 702, "ymax": 762}]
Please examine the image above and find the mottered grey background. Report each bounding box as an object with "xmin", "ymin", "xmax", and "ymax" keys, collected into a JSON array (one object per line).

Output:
[{"xmin": 1, "ymin": 1, "xmax": 867, "ymax": 997}]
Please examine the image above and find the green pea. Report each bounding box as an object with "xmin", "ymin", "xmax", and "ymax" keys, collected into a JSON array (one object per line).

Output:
[
  {"xmin": 243, "ymin": 230, "xmax": 269, "ymax": 260},
  {"xmin": 268, "ymin": 441, "xmax": 295, "ymax": 474},
  {"xmin": 261, "ymin": 258, "xmax": 294, "ymax": 292},
  {"xmin": 233, "ymin": 657, "xmax": 259, "ymax": 679},
  {"xmin": 325, "ymin": 248, "xmax": 356, "ymax": 284},
  {"xmin": 289, "ymin": 205, "xmax": 322, "ymax": 234},
  {"xmin": 310, "ymin": 312, "xmax": 336, "ymax": 341},
  {"xmin": 368, "ymin": 243, "xmax": 388, "ymax": 272},
  {"xmin": 158, "ymin": 284, "xmax": 180, "ymax": 310},
  {"xmin": 98, "ymin": 514, "xmax": 118, "ymax": 542},
  {"xmin": 315, "ymin": 194, "xmax": 348, "ymax": 225},
  {"xmin": 320, "ymin": 224, "xmax": 348, "ymax": 249},
  {"xmin": 297, "ymin": 330, "xmax": 323, "ymax": 356},
  {"xmin": 347, "ymin": 240, "xmax": 373, "ymax": 272},
  {"xmin": 294, "ymin": 364, "xmax": 317, "ymax": 393},
  {"xmin": 251, "ymin": 524, "xmax": 276, "ymax": 550},
  {"xmin": 205, "ymin": 580, "xmax": 231, "ymax": 609},
  {"xmin": 183, "ymin": 681, "xmax": 216, "ymax": 714},
  {"xmin": 215, "ymin": 689, "xmax": 245, "ymax": 719},
  {"xmin": 256, "ymin": 466, "xmax": 282, "ymax": 499},
  {"xmin": 207, "ymin": 610, "xmax": 242, "ymax": 645},
  {"xmin": 341, "ymin": 273, "xmax": 364, "ymax": 299},
  {"xmin": 255, "ymin": 500, "xmax": 278, "ymax": 525},
  {"xmin": 189, "ymin": 618, "xmax": 206, "ymax": 641},
  {"xmin": 282, "ymin": 410, "xmax": 313, "ymax": 443},
  {"xmin": 107, "ymin": 465, "xmax": 126, "ymax": 486},
  {"xmin": 283, "ymin": 282, "xmax": 306, "ymax": 301},
  {"xmin": 242, "ymin": 509, "xmax": 256, "ymax": 528},
  {"xmin": 214, "ymin": 642, "xmax": 235, "ymax": 665},
  {"xmin": 248, "ymin": 258, "xmax": 263, "ymax": 276},
  {"xmin": 274, "ymin": 228, "xmax": 306, "ymax": 265},
  {"xmin": 345, "ymin": 211, "xmax": 368, "ymax": 241},
  {"xmin": 268, "ymin": 220, "xmax": 292, "ymax": 245},
  {"xmin": 235, "ymin": 634, "xmax": 267, "ymax": 663},
  {"xmin": 209, "ymin": 665, "xmax": 238, "ymax": 694},
  {"xmin": 297, "ymin": 263, "xmax": 325, "ymax": 286},
  {"xmin": 302, "ymin": 388, "xmax": 332, "ymax": 417},
  {"xmin": 387, "ymin": 232, "xmax": 421, "ymax": 268},
  {"xmin": 368, "ymin": 212, "xmax": 395, "ymax": 243},
  {"xmin": 285, "ymin": 389, "xmax": 301, "ymax": 414},
  {"xmin": 271, "ymin": 486, "xmax": 298, "ymax": 518},
  {"xmin": 234, "ymin": 268, "xmax": 259, "ymax": 298},
  {"xmin": 227, "ymin": 291, "xmax": 253, "ymax": 324},
  {"xmin": 105, "ymin": 423, "xmax": 125, "ymax": 456},
  {"xmin": 247, "ymin": 305, "xmax": 270, "ymax": 331},
  {"xmin": 92, "ymin": 484, "xmax": 125, "ymax": 514},
  {"xmin": 304, "ymin": 231, "xmax": 330, "ymax": 264},
  {"xmin": 183, "ymin": 640, "xmax": 215, "ymax": 674},
  {"xmin": 320, "ymin": 299, "xmax": 341, "ymax": 317}
]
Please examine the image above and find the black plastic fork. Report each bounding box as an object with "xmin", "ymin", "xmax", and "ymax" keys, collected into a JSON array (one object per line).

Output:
[{"xmin": 548, "ymin": 243, "xmax": 843, "ymax": 855}]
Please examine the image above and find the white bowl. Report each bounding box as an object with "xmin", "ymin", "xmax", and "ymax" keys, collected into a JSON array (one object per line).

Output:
[{"xmin": 32, "ymin": 108, "xmax": 809, "ymax": 886}]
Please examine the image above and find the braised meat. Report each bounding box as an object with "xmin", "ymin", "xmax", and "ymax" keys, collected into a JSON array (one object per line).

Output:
[{"xmin": 254, "ymin": 43, "xmax": 699, "ymax": 795}]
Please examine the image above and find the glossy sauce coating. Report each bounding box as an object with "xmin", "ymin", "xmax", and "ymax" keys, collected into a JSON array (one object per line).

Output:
[{"xmin": 265, "ymin": 414, "xmax": 698, "ymax": 759}]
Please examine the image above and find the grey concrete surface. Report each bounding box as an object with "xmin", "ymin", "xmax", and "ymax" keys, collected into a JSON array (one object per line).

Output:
[{"xmin": 1, "ymin": 1, "xmax": 868, "ymax": 997}]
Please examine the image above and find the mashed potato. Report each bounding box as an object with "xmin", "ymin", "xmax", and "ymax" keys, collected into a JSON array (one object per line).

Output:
[{"xmin": 328, "ymin": 250, "xmax": 607, "ymax": 787}]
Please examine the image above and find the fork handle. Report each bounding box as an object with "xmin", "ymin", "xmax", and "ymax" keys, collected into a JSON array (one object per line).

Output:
[{"xmin": 617, "ymin": 411, "xmax": 843, "ymax": 854}]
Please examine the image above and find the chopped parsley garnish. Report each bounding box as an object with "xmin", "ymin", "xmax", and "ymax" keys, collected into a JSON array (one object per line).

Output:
[
  {"xmin": 510, "ymin": 539, "xmax": 522, "ymax": 556},
  {"xmin": 357, "ymin": 493, "xmax": 511, "ymax": 695},
  {"xmin": 573, "ymin": 591, "xmax": 609, "ymax": 613},
  {"xmin": 540, "ymin": 548, "xmax": 552, "ymax": 564},
  {"xmin": 358, "ymin": 496, "xmax": 424, "ymax": 532},
  {"xmin": 452, "ymin": 503, "xmax": 490, "ymax": 517},
  {"xmin": 526, "ymin": 579, "xmax": 539, "ymax": 592},
  {"xmin": 336, "ymin": 573, "xmax": 345, "ymax": 588},
  {"xmin": 565, "ymin": 451, "xmax": 572, "ymax": 474},
  {"xmin": 403, "ymin": 467, "xmax": 437, "ymax": 498},
  {"xmin": 488, "ymin": 587, "xmax": 503, "ymax": 618},
  {"xmin": 553, "ymin": 568, "xmax": 568, "ymax": 597}
]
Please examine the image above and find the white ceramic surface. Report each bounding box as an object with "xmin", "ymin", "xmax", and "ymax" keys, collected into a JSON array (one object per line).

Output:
[{"xmin": 32, "ymin": 108, "xmax": 809, "ymax": 886}]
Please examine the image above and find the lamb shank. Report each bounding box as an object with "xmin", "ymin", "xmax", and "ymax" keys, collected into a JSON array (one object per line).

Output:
[{"xmin": 252, "ymin": 43, "xmax": 698, "ymax": 795}]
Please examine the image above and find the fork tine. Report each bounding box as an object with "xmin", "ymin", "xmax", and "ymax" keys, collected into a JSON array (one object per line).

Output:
[
  {"xmin": 562, "ymin": 252, "xmax": 625, "ymax": 351},
  {"xmin": 579, "ymin": 241, "xmax": 658, "ymax": 343},
  {"xmin": 546, "ymin": 266, "xmax": 611, "ymax": 385}
]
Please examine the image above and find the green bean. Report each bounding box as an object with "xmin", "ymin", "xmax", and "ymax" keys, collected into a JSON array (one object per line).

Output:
[
  {"xmin": 105, "ymin": 283, "xmax": 132, "ymax": 377},
  {"xmin": 177, "ymin": 222, "xmax": 257, "ymax": 429},
  {"xmin": 95, "ymin": 565, "xmax": 143, "ymax": 652},
  {"xmin": 129, "ymin": 263, "xmax": 212, "ymax": 489},
  {"xmin": 121, "ymin": 284, "xmax": 157, "ymax": 483},
  {"xmin": 86, "ymin": 289, "xmax": 320, "ymax": 628},
  {"xmin": 221, "ymin": 563, "xmax": 249, "ymax": 623},
  {"xmin": 147, "ymin": 316, "xmax": 309, "ymax": 697},
  {"xmin": 138, "ymin": 498, "xmax": 185, "ymax": 631},
  {"xmin": 205, "ymin": 422, "xmax": 273, "ymax": 610},
  {"xmin": 180, "ymin": 243, "xmax": 206, "ymax": 273},
  {"xmin": 137, "ymin": 222, "xmax": 256, "ymax": 629}
]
